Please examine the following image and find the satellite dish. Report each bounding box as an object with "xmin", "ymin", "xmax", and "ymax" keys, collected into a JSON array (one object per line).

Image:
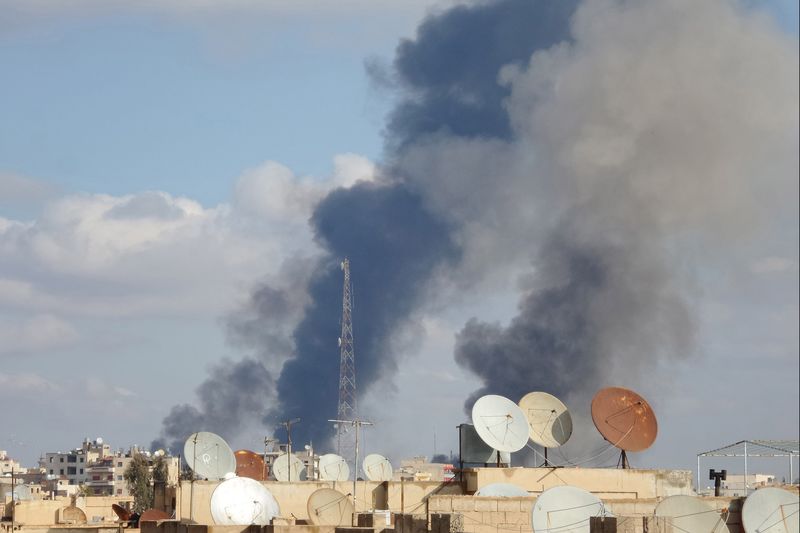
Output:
[
  {"xmin": 307, "ymin": 488, "xmax": 354, "ymax": 526},
  {"xmin": 475, "ymin": 483, "xmax": 529, "ymax": 497},
  {"xmin": 112, "ymin": 504, "xmax": 133, "ymax": 522},
  {"xmin": 471, "ymin": 395, "xmax": 529, "ymax": 453},
  {"xmin": 271, "ymin": 453, "xmax": 306, "ymax": 482},
  {"xmin": 518, "ymin": 391, "xmax": 573, "ymax": 448},
  {"xmin": 12, "ymin": 485, "xmax": 33, "ymax": 501},
  {"xmin": 655, "ymin": 495, "xmax": 727, "ymax": 533},
  {"xmin": 235, "ymin": 450, "xmax": 266, "ymax": 481},
  {"xmin": 532, "ymin": 485, "xmax": 612, "ymax": 533},
  {"xmin": 742, "ymin": 487, "xmax": 800, "ymax": 533},
  {"xmin": 183, "ymin": 432, "xmax": 237, "ymax": 480},
  {"xmin": 95, "ymin": 437, "xmax": 103, "ymax": 445},
  {"xmin": 210, "ymin": 476, "xmax": 280, "ymax": 525},
  {"xmin": 318, "ymin": 453, "xmax": 350, "ymax": 481},
  {"xmin": 60, "ymin": 506, "xmax": 88, "ymax": 525},
  {"xmin": 590, "ymin": 387, "xmax": 657, "ymax": 452},
  {"xmin": 362, "ymin": 454, "xmax": 393, "ymax": 482}
]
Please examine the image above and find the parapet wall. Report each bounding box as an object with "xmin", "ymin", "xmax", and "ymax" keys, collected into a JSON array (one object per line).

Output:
[{"xmin": 462, "ymin": 468, "xmax": 694, "ymax": 499}]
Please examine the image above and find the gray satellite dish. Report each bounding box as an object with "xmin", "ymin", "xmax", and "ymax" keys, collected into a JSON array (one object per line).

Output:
[
  {"xmin": 655, "ymin": 495, "xmax": 727, "ymax": 533},
  {"xmin": 362, "ymin": 454, "xmax": 393, "ymax": 482},
  {"xmin": 532, "ymin": 485, "xmax": 612, "ymax": 533},
  {"xmin": 271, "ymin": 453, "xmax": 306, "ymax": 482},
  {"xmin": 742, "ymin": 487, "xmax": 799, "ymax": 533},
  {"xmin": 307, "ymin": 488, "xmax": 354, "ymax": 526},
  {"xmin": 475, "ymin": 483, "xmax": 529, "ymax": 497},
  {"xmin": 183, "ymin": 432, "xmax": 237, "ymax": 480},
  {"xmin": 318, "ymin": 453, "xmax": 350, "ymax": 481},
  {"xmin": 471, "ymin": 395, "xmax": 529, "ymax": 453},
  {"xmin": 210, "ymin": 476, "xmax": 280, "ymax": 525},
  {"xmin": 518, "ymin": 392, "xmax": 573, "ymax": 448}
]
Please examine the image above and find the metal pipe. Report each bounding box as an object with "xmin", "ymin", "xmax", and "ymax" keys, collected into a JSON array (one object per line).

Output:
[{"xmin": 744, "ymin": 441, "xmax": 748, "ymax": 496}]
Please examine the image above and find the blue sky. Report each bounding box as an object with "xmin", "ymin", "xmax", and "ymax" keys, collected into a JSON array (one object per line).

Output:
[
  {"xmin": 0, "ymin": 0, "xmax": 797, "ymax": 477},
  {"xmin": 0, "ymin": 3, "xmax": 427, "ymax": 208}
]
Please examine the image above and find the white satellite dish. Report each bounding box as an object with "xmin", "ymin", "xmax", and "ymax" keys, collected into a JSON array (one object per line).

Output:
[
  {"xmin": 183, "ymin": 432, "xmax": 237, "ymax": 480},
  {"xmin": 518, "ymin": 392, "xmax": 573, "ymax": 448},
  {"xmin": 742, "ymin": 487, "xmax": 800, "ymax": 533},
  {"xmin": 307, "ymin": 488, "xmax": 354, "ymax": 526},
  {"xmin": 475, "ymin": 483, "xmax": 529, "ymax": 497},
  {"xmin": 271, "ymin": 453, "xmax": 306, "ymax": 482},
  {"xmin": 471, "ymin": 395, "xmax": 529, "ymax": 453},
  {"xmin": 362, "ymin": 454, "xmax": 393, "ymax": 482},
  {"xmin": 318, "ymin": 454, "xmax": 350, "ymax": 481},
  {"xmin": 12, "ymin": 485, "xmax": 33, "ymax": 502},
  {"xmin": 210, "ymin": 476, "xmax": 280, "ymax": 526},
  {"xmin": 655, "ymin": 495, "xmax": 727, "ymax": 533},
  {"xmin": 531, "ymin": 485, "xmax": 612, "ymax": 533}
]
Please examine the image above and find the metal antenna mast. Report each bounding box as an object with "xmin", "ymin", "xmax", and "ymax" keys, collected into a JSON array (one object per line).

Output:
[{"xmin": 337, "ymin": 258, "xmax": 357, "ymax": 463}]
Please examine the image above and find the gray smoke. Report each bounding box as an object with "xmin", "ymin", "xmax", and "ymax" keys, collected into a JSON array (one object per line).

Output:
[
  {"xmin": 443, "ymin": 0, "xmax": 798, "ymax": 414},
  {"xmin": 154, "ymin": 0, "xmax": 797, "ymax": 454}
]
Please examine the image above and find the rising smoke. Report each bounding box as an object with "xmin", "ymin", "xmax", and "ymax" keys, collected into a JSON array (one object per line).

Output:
[{"xmin": 154, "ymin": 0, "xmax": 798, "ymax": 454}]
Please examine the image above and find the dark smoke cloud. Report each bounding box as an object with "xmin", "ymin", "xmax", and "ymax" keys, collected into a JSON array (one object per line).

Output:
[
  {"xmin": 455, "ymin": 215, "xmax": 694, "ymax": 410},
  {"xmin": 154, "ymin": 0, "xmax": 578, "ymax": 450},
  {"xmin": 385, "ymin": 0, "xmax": 578, "ymax": 147},
  {"xmin": 154, "ymin": 0, "xmax": 797, "ymax": 459},
  {"xmin": 152, "ymin": 358, "xmax": 274, "ymax": 454},
  {"xmin": 276, "ymin": 182, "xmax": 458, "ymax": 446}
]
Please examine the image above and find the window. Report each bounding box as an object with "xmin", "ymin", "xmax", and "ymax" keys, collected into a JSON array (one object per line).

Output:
[
  {"xmin": 80, "ymin": 469, "xmax": 84, "ymax": 474},
  {"xmin": 49, "ymin": 457, "xmax": 53, "ymax": 463},
  {"xmin": 59, "ymin": 457, "xmax": 64, "ymax": 463},
  {"xmin": 117, "ymin": 489, "xmax": 122, "ymax": 495},
  {"xmin": 80, "ymin": 457, "xmax": 84, "ymax": 463},
  {"xmin": 67, "ymin": 467, "xmax": 76, "ymax": 475},
  {"xmin": 68, "ymin": 455, "xmax": 77, "ymax": 463},
  {"xmin": 116, "ymin": 475, "xmax": 122, "ymax": 481},
  {"xmin": 49, "ymin": 469, "xmax": 54, "ymax": 474},
  {"xmin": 107, "ymin": 474, "xmax": 113, "ymax": 480},
  {"xmin": 117, "ymin": 462, "xmax": 123, "ymax": 467},
  {"xmin": 60, "ymin": 469, "xmax": 64, "ymax": 475},
  {"xmin": 92, "ymin": 475, "xmax": 100, "ymax": 481}
]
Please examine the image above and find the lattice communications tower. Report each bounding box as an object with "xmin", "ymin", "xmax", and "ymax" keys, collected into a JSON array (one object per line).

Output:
[{"xmin": 336, "ymin": 258, "xmax": 357, "ymax": 460}]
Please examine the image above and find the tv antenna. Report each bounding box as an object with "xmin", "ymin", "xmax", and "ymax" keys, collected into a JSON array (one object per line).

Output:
[
  {"xmin": 329, "ymin": 418, "xmax": 373, "ymax": 509},
  {"xmin": 277, "ymin": 418, "xmax": 301, "ymax": 482}
]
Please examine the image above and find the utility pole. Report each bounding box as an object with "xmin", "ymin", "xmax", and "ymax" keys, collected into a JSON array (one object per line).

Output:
[
  {"xmin": 329, "ymin": 418, "xmax": 373, "ymax": 514},
  {"xmin": 337, "ymin": 258, "xmax": 357, "ymax": 464},
  {"xmin": 278, "ymin": 418, "xmax": 301, "ymax": 482}
]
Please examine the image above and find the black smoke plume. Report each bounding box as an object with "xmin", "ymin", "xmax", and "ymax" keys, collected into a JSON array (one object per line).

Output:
[{"xmin": 154, "ymin": 0, "xmax": 578, "ymax": 450}]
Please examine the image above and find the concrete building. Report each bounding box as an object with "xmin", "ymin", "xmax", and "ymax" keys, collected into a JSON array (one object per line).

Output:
[
  {"xmin": 39, "ymin": 438, "xmax": 111, "ymax": 486},
  {"xmin": 0, "ymin": 451, "xmax": 22, "ymax": 475}
]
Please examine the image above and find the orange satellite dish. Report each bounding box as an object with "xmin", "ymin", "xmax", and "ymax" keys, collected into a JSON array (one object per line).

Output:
[
  {"xmin": 591, "ymin": 387, "xmax": 657, "ymax": 453},
  {"xmin": 234, "ymin": 449, "xmax": 266, "ymax": 481}
]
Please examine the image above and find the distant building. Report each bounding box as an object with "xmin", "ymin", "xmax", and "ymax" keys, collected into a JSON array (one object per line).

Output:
[
  {"xmin": 397, "ymin": 456, "xmax": 454, "ymax": 482},
  {"xmin": 0, "ymin": 450, "xmax": 22, "ymax": 474},
  {"xmin": 39, "ymin": 438, "xmax": 111, "ymax": 485},
  {"xmin": 37, "ymin": 438, "xmax": 180, "ymax": 497},
  {"xmin": 721, "ymin": 474, "xmax": 777, "ymax": 496}
]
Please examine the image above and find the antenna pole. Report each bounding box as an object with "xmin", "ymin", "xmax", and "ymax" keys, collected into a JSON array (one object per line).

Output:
[
  {"xmin": 11, "ymin": 466, "xmax": 15, "ymax": 531},
  {"xmin": 278, "ymin": 418, "xmax": 301, "ymax": 483},
  {"xmin": 337, "ymin": 259, "xmax": 357, "ymax": 464},
  {"xmin": 329, "ymin": 418, "xmax": 373, "ymax": 515}
]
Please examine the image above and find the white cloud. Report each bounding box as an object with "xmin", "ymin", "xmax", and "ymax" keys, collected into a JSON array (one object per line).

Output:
[
  {"xmin": 0, "ymin": 372, "xmax": 60, "ymax": 393},
  {"xmin": 0, "ymin": 314, "xmax": 79, "ymax": 355},
  {"xmin": 0, "ymin": 155, "xmax": 374, "ymax": 342},
  {"xmin": 0, "ymin": 171, "xmax": 58, "ymax": 205},
  {"xmin": 751, "ymin": 256, "xmax": 798, "ymax": 274}
]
